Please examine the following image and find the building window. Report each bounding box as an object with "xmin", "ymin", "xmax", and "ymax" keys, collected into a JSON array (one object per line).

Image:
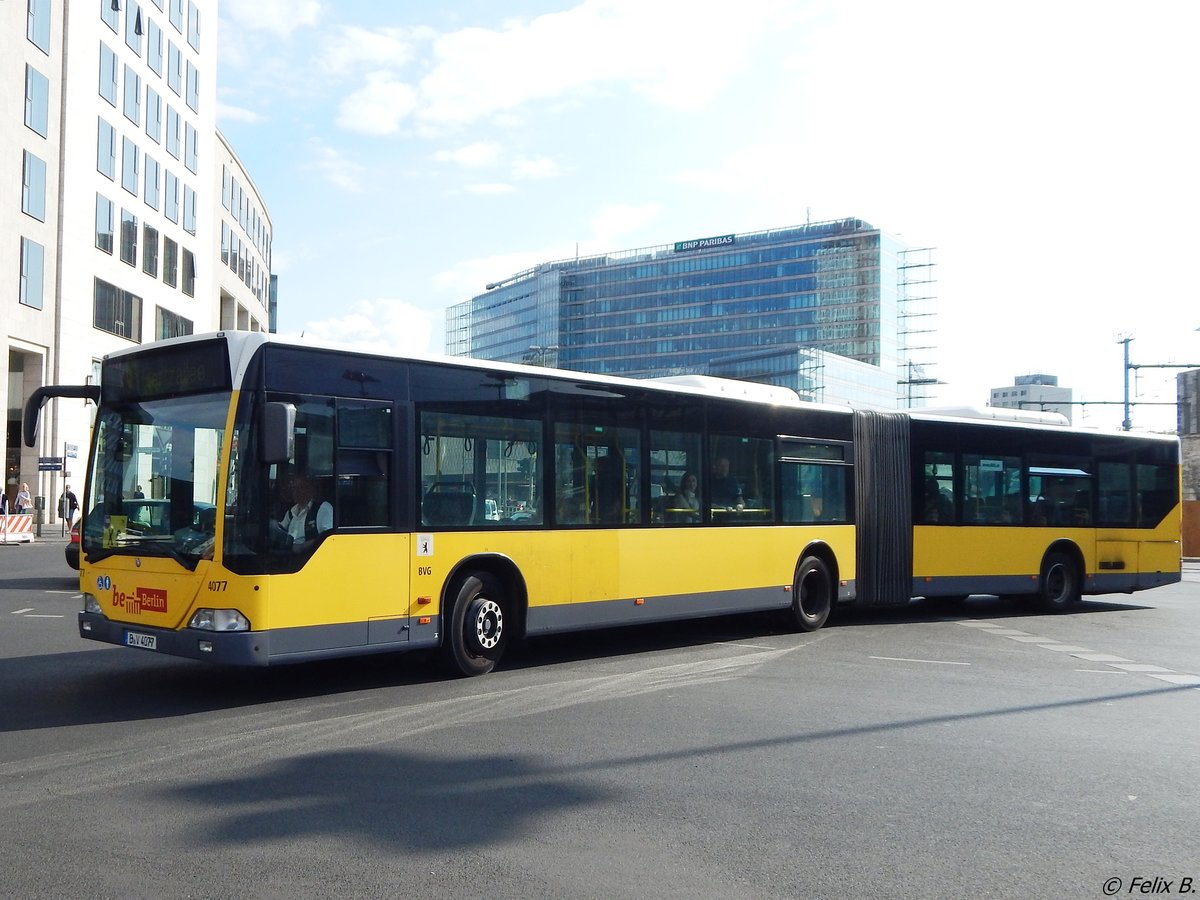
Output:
[
  {"xmin": 125, "ymin": 0, "xmax": 143, "ymax": 55},
  {"xmin": 169, "ymin": 0, "xmax": 182, "ymax": 32},
  {"xmin": 123, "ymin": 65, "xmax": 141, "ymax": 124},
  {"xmin": 184, "ymin": 122, "xmax": 197, "ymax": 173},
  {"xmin": 166, "ymin": 105, "xmax": 180, "ymax": 158},
  {"xmin": 183, "ymin": 185, "xmax": 196, "ymax": 234},
  {"xmin": 27, "ymin": 0, "xmax": 51, "ymax": 54},
  {"xmin": 121, "ymin": 137, "xmax": 139, "ymax": 195},
  {"xmin": 146, "ymin": 86, "xmax": 161, "ymax": 142},
  {"xmin": 181, "ymin": 248, "xmax": 195, "ymax": 296},
  {"xmin": 96, "ymin": 194, "xmax": 115, "ymax": 253},
  {"xmin": 25, "ymin": 65, "xmax": 50, "ymax": 137},
  {"xmin": 97, "ymin": 117, "xmax": 116, "ymax": 179},
  {"xmin": 142, "ymin": 224, "xmax": 159, "ymax": 276},
  {"xmin": 163, "ymin": 237, "xmax": 178, "ymax": 287},
  {"xmin": 147, "ymin": 20, "xmax": 163, "ymax": 74},
  {"xmin": 221, "ymin": 166, "xmax": 230, "ymax": 209},
  {"xmin": 20, "ymin": 238, "xmax": 45, "ymax": 310},
  {"xmin": 186, "ymin": 1, "xmax": 200, "ymax": 49},
  {"xmin": 98, "ymin": 43, "xmax": 117, "ymax": 106},
  {"xmin": 144, "ymin": 155, "xmax": 160, "ymax": 210},
  {"xmin": 185, "ymin": 61, "xmax": 199, "ymax": 112},
  {"xmin": 93, "ymin": 277, "xmax": 142, "ymax": 342},
  {"xmin": 101, "ymin": 0, "xmax": 119, "ymax": 32},
  {"xmin": 164, "ymin": 171, "xmax": 179, "ymax": 222},
  {"xmin": 221, "ymin": 221, "xmax": 229, "ymax": 265},
  {"xmin": 120, "ymin": 208, "xmax": 138, "ymax": 265},
  {"xmin": 22, "ymin": 151, "xmax": 47, "ymax": 222},
  {"xmin": 167, "ymin": 41, "xmax": 181, "ymax": 95},
  {"xmin": 157, "ymin": 306, "xmax": 193, "ymax": 339}
]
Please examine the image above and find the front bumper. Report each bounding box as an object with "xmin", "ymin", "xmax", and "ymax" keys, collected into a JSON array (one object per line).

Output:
[{"xmin": 78, "ymin": 612, "xmax": 269, "ymax": 665}]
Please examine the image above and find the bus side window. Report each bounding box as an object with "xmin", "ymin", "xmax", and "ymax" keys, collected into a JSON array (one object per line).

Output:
[
  {"xmin": 650, "ymin": 429, "xmax": 701, "ymax": 525},
  {"xmin": 337, "ymin": 402, "xmax": 392, "ymax": 528},
  {"xmin": 920, "ymin": 451, "xmax": 955, "ymax": 524},
  {"xmin": 709, "ymin": 435, "xmax": 774, "ymax": 524},
  {"xmin": 419, "ymin": 411, "xmax": 543, "ymax": 528},
  {"xmin": 554, "ymin": 421, "xmax": 640, "ymax": 526}
]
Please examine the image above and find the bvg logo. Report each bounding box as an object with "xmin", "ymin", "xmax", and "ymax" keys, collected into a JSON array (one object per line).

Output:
[{"xmin": 113, "ymin": 586, "xmax": 168, "ymax": 614}]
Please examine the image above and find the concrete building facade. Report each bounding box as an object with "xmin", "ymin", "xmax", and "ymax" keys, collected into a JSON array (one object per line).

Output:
[
  {"xmin": 989, "ymin": 374, "xmax": 1073, "ymax": 423},
  {"xmin": 3, "ymin": 0, "xmax": 270, "ymax": 518}
]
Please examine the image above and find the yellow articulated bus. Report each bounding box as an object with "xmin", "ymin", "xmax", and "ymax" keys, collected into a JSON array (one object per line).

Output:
[{"xmin": 25, "ymin": 332, "xmax": 1181, "ymax": 675}]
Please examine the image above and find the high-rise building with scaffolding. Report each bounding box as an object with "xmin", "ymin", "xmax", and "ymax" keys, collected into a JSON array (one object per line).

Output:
[{"xmin": 446, "ymin": 218, "xmax": 936, "ymax": 408}]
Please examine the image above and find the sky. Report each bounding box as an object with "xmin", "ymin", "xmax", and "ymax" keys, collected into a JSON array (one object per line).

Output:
[{"xmin": 213, "ymin": 0, "xmax": 1200, "ymax": 433}]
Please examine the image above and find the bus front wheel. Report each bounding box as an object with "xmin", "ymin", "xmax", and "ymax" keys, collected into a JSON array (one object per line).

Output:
[
  {"xmin": 442, "ymin": 572, "xmax": 509, "ymax": 676},
  {"xmin": 792, "ymin": 556, "xmax": 833, "ymax": 632},
  {"xmin": 1037, "ymin": 551, "xmax": 1081, "ymax": 613}
]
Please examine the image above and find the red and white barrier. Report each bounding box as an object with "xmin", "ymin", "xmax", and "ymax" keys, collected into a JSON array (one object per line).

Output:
[{"xmin": 0, "ymin": 514, "xmax": 35, "ymax": 544}]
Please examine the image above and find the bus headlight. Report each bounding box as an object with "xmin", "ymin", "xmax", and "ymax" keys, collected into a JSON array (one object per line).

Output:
[
  {"xmin": 83, "ymin": 593, "xmax": 103, "ymax": 614},
  {"xmin": 188, "ymin": 608, "xmax": 250, "ymax": 632}
]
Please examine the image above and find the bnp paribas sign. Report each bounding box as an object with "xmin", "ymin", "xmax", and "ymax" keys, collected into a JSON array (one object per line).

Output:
[{"xmin": 673, "ymin": 234, "xmax": 735, "ymax": 253}]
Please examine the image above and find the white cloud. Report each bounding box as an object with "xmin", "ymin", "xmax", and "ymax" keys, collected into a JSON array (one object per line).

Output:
[
  {"xmin": 434, "ymin": 142, "xmax": 503, "ymax": 168},
  {"xmin": 336, "ymin": 72, "xmax": 419, "ymax": 135},
  {"xmin": 464, "ymin": 183, "xmax": 517, "ymax": 196},
  {"xmin": 320, "ymin": 26, "xmax": 422, "ymax": 76},
  {"xmin": 222, "ymin": 0, "xmax": 321, "ymax": 39},
  {"xmin": 216, "ymin": 101, "xmax": 264, "ymax": 124},
  {"xmin": 301, "ymin": 141, "xmax": 366, "ymax": 192},
  {"xmin": 330, "ymin": 0, "xmax": 790, "ymax": 133},
  {"xmin": 432, "ymin": 251, "xmax": 551, "ymax": 300},
  {"xmin": 512, "ymin": 155, "xmax": 564, "ymax": 180},
  {"xmin": 432, "ymin": 202, "xmax": 663, "ymax": 302},
  {"xmin": 588, "ymin": 203, "xmax": 662, "ymax": 247},
  {"xmin": 291, "ymin": 299, "xmax": 436, "ymax": 356}
]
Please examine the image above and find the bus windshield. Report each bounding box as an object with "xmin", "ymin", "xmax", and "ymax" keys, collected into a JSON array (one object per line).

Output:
[{"xmin": 83, "ymin": 392, "xmax": 228, "ymax": 569}]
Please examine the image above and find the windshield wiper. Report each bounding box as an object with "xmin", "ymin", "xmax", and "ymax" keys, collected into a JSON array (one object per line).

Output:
[{"xmin": 106, "ymin": 536, "xmax": 200, "ymax": 571}]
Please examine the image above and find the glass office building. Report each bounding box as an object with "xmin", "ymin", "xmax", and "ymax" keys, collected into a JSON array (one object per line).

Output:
[{"xmin": 446, "ymin": 218, "xmax": 930, "ymax": 408}]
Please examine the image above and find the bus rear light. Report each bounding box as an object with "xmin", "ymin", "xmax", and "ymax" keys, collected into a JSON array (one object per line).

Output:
[{"xmin": 189, "ymin": 608, "xmax": 250, "ymax": 632}]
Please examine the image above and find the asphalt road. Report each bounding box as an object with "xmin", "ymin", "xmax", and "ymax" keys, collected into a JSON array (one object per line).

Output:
[{"xmin": 2, "ymin": 536, "xmax": 1198, "ymax": 899}]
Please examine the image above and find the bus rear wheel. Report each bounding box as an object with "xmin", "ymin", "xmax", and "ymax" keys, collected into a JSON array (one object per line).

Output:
[
  {"xmin": 442, "ymin": 572, "xmax": 509, "ymax": 676},
  {"xmin": 792, "ymin": 556, "xmax": 833, "ymax": 632},
  {"xmin": 1037, "ymin": 551, "xmax": 1081, "ymax": 613}
]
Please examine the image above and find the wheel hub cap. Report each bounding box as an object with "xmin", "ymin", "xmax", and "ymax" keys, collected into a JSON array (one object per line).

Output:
[{"xmin": 473, "ymin": 598, "xmax": 503, "ymax": 650}]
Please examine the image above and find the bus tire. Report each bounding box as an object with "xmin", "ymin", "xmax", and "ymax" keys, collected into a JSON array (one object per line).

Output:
[
  {"xmin": 1037, "ymin": 551, "xmax": 1080, "ymax": 613},
  {"xmin": 792, "ymin": 556, "xmax": 833, "ymax": 632},
  {"xmin": 442, "ymin": 572, "xmax": 508, "ymax": 676}
]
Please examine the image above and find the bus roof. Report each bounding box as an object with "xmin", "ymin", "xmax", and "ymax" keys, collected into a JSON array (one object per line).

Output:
[{"xmin": 109, "ymin": 331, "xmax": 841, "ymax": 411}]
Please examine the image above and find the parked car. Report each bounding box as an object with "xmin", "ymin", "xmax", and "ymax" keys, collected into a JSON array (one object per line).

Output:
[{"xmin": 65, "ymin": 520, "xmax": 80, "ymax": 570}]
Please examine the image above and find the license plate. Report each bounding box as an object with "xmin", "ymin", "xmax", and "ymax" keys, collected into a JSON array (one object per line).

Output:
[{"xmin": 125, "ymin": 631, "xmax": 157, "ymax": 650}]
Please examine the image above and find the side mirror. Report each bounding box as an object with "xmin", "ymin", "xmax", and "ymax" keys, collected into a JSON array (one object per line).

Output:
[{"xmin": 260, "ymin": 402, "xmax": 295, "ymax": 464}]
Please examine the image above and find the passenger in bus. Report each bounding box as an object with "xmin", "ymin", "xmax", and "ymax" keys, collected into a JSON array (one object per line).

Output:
[
  {"xmin": 923, "ymin": 478, "xmax": 953, "ymax": 523},
  {"xmin": 279, "ymin": 474, "xmax": 333, "ymax": 549},
  {"xmin": 671, "ymin": 472, "xmax": 701, "ymax": 522},
  {"xmin": 710, "ymin": 457, "xmax": 744, "ymax": 510}
]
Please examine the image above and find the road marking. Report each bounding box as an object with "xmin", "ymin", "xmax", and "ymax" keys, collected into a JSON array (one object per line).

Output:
[
  {"xmin": 870, "ymin": 656, "xmax": 970, "ymax": 666},
  {"xmin": 1039, "ymin": 644, "xmax": 1095, "ymax": 653},
  {"xmin": 11, "ymin": 608, "xmax": 34, "ymax": 615},
  {"xmin": 25, "ymin": 614, "xmax": 65, "ymax": 618},
  {"xmin": 1147, "ymin": 673, "xmax": 1200, "ymax": 686},
  {"xmin": 1108, "ymin": 664, "xmax": 1173, "ymax": 673},
  {"xmin": 959, "ymin": 622, "xmax": 1198, "ymax": 687},
  {"xmin": 44, "ymin": 590, "xmax": 77, "ymax": 595}
]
